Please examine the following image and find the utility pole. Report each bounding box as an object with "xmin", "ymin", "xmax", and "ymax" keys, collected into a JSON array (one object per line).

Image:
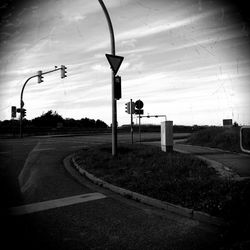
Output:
[
  {"xmin": 98, "ymin": 0, "xmax": 117, "ymax": 156},
  {"xmin": 19, "ymin": 66, "xmax": 66, "ymax": 138}
]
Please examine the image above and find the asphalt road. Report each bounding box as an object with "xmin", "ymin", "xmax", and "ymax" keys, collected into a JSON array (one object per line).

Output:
[{"xmin": 0, "ymin": 134, "xmax": 223, "ymax": 250}]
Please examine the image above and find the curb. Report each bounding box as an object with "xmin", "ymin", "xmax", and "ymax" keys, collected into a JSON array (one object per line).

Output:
[{"xmin": 67, "ymin": 154, "xmax": 226, "ymax": 227}]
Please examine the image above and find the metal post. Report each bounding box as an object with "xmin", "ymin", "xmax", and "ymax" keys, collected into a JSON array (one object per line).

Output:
[
  {"xmin": 98, "ymin": 0, "xmax": 117, "ymax": 156},
  {"xmin": 20, "ymin": 76, "xmax": 35, "ymax": 138},
  {"xmin": 130, "ymin": 99, "xmax": 133, "ymax": 144},
  {"xmin": 139, "ymin": 111, "xmax": 141, "ymax": 144}
]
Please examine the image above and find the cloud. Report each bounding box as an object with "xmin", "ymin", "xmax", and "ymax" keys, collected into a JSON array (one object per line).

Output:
[
  {"xmin": 62, "ymin": 14, "xmax": 86, "ymax": 23},
  {"xmin": 91, "ymin": 64, "xmax": 109, "ymax": 73},
  {"xmin": 86, "ymin": 8, "xmax": 219, "ymax": 52}
]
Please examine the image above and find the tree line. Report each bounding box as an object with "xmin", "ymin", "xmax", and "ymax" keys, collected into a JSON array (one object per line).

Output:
[{"xmin": 0, "ymin": 110, "xmax": 108, "ymax": 134}]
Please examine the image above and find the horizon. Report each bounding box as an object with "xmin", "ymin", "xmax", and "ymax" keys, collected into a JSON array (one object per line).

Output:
[
  {"xmin": 0, "ymin": 108, "xmax": 244, "ymax": 128},
  {"xmin": 0, "ymin": 0, "xmax": 250, "ymax": 126}
]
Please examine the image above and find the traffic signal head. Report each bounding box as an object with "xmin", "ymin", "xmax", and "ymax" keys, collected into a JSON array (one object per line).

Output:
[
  {"xmin": 130, "ymin": 102, "xmax": 135, "ymax": 114},
  {"xmin": 61, "ymin": 65, "xmax": 67, "ymax": 78},
  {"xmin": 125, "ymin": 102, "xmax": 131, "ymax": 114},
  {"xmin": 21, "ymin": 108, "xmax": 26, "ymax": 118},
  {"xmin": 114, "ymin": 76, "xmax": 121, "ymax": 100},
  {"xmin": 37, "ymin": 70, "xmax": 44, "ymax": 83},
  {"xmin": 11, "ymin": 106, "xmax": 16, "ymax": 118}
]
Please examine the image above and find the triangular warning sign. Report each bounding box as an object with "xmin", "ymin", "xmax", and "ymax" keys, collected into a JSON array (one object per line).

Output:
[{"xmin": 105, "ymin": 54, "xmax": 124, "ymax": 75}]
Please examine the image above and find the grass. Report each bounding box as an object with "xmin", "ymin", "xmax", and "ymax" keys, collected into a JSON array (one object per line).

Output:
[
  {"xmin": 187, "ymin": 126, "xmax": 241, "ymax": 153},
  {"xmin": 75, "ymin": 143, "xmax": 250, "ymax": 248},
  {"xmin": 76, "ymin": 143, "xmax": 249, "ymax": 217}
]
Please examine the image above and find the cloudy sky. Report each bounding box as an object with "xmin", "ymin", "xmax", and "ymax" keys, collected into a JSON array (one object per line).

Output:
[{"xmin": 0, "ymin": 0, "xmax": 250, "ymax": 126}]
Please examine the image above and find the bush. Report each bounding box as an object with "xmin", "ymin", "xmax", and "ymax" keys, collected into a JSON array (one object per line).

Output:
[{"xmin": 187, "ymin": 127, "xmax": 241, "ymax": 152}]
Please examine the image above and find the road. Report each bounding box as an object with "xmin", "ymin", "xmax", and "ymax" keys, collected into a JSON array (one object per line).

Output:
[{"xmin": 0, "ymin": 134, "xmax": 222, "ymax": 250}]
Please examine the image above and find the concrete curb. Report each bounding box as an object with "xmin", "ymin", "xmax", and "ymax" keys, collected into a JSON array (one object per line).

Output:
[{"xmin": 67, "ymin": 154, "xmax": 226, "ymax": 227}]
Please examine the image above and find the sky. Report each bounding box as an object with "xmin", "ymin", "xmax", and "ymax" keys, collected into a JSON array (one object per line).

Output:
[{"xmin": 0, "ymin": 0, "xmax": 250, "ymax": 126}]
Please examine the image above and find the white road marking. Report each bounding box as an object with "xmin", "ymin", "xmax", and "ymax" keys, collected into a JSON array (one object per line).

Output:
[
  {"xmin": 0, "ymin": 151, "xmax": 10, "ymax": 154},
  {"xmin": 10, "ymin": 192, "xmax": 106, "ymax": 216},
  {"xmin": 32, "ymin": 148, "xmax": 55, "ymax": 152},
  {"xmin": 70, "ymin": 145, "xmax": 84, "ymax": 149}
]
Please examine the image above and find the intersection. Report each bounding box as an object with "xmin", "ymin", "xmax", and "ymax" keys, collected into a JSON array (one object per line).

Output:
[{"xmin": 0, "ymin": 134, "xmax": 222, "ymax": 249}]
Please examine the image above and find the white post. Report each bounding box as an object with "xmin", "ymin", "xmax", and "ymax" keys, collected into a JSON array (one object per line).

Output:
[{"xmin": 161, "ymin": 121, "xmax": 173, "ymax": 152}]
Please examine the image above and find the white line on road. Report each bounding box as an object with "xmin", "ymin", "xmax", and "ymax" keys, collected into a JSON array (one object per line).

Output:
[
  {"xmin": 10, "ymin": 192, "xmax": 106, "ymax": 216},
  {"xmin": 70, "ymin": 145, "xmax": 85, "ymax": 149},
  {"xmin": 32, "ymin": 148, "xmax": 55, "ymax": 152},
  {"xmin": 0, "ymin": 151, "xmax": 10, "ymax": 154}
]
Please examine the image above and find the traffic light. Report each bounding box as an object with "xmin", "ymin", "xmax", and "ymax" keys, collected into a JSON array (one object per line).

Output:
[
  {"xmin": 125, "ymin": 102, "xmax": 131, "ymax": 114},
  {"xmin": 37, "ymin": 70, "xmax": 44, "ymax": 83},
  {"xmin": 114, "ymin": 75, "xmax": 121, "ymax": 100},
  {"xmin": 61, "ymin": 65, "xmax": 67, "ymax": 78},
  {"xmin": 130, "ymin": 102, "xmax": 135, "ymax": 114},
  {"xmin": 21, "ymin": 108, "xmax": 26, "ymax": 118},
  {"xmin": 11, "ymin": 106, "xmax": 16, "ymax": 118}
]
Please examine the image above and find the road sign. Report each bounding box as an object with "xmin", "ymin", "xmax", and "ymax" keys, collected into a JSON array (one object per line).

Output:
[
  {"xmin": 223, "ymin": 119, "xmax": 232, "ymax": 127},
  {"xmin": 135, "ymin": 109, "xmax": 144, "ymax": 115},
  {"xmin": 105, "ymin": 54, "xmax": 124, "ymax": 75},
  {"xmin": 135, "ymin": 99, "xmax": 144, "ymax": 109}
]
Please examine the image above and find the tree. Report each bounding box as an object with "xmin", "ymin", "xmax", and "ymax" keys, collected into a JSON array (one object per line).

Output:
[
  {"xmin": 31, "ymin": 110, "xmax": 63, "ymax": 127},
  {"xmin": 96, "ymin": 119, "xmax": 108, "ymax": 128}
]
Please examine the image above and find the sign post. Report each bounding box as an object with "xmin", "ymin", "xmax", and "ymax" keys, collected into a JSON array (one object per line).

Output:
[
  {"xmin": 99, "ymin": 0, "xmax": 124, "ymax": 156},
  {"xmin": 130, "ymin": 99, "xmax": 134, "ymax": 144},
  {"xmin": 135, "ymin": 99, "xmax": 144, "ymax": 144}
]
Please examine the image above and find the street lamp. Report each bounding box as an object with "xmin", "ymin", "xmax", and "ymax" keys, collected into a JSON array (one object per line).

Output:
[{"xmin": 98, "ymin": 0, "xmax": 117, "ymax": 156}]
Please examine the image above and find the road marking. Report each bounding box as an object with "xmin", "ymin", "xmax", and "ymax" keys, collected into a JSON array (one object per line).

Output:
[
  {"xmin": 70, "ymin": 145, "xmax": 84, "ymax": 149},
  {"xmin": 10, "ymin": 192, "xmax": 106, "ymax": 216},
  {"xmin": 32, "ymin": 148, "xmax": 55, "ymax": 152},
  {"xmin": 0, "ymin": 151, "xmax": 10, "ymax": 154}
]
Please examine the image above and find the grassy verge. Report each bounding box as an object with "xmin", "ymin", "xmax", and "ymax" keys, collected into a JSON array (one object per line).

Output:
[
  {"xmin": 186, "ymin": 126, "xmax": 241, "ymax": 153},
  {"xmin": 75, "ymin": 143, "xmax": 250, "ymax": 248},
  {"xmin": 76, "ymin": 143, "xmax": 249, "ymax": 216}
]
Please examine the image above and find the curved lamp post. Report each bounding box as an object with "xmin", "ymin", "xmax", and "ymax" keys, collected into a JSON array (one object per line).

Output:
[
  {"xmin": 19, "ymin": 67, "xmax": 65, "ymax": 138},
  {"xmin": 98, "ymin": 0, "xmax": 117, "ymax": 156}
]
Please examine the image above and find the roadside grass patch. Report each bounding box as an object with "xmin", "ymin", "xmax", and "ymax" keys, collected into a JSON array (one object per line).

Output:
[
  {"xmin": 76, "ymin": 143, "xmax": 248, "ymax": 217},
  {"xmin": 75, "ymin": 143, "xmax": 250, "ymax": 248},
  {"xmin": 187, "ymin": 126, "xmax": 241, "ymax": 153}
]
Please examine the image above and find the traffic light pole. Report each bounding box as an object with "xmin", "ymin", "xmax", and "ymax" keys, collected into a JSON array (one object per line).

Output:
[
  {"xmin": 130, "ymin": 99, "xmax": 134, "ymax": 144},
  {"xmin": 98, "ymin": 0, "xmax": 117, "ymax": 156},
  {"xmin": 19, "ymin": 67, "xmax": 64, "ymax": 138},
  {"xmin": 140, "ymin": 115, "xmax": 167, "ymax": 120},
  {"xmin": 20, "ymin": 74, "xmax": 37, "ymax": 138}
]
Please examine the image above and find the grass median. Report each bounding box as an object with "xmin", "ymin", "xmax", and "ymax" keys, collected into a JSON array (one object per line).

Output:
[
  {"xmin": 74, "ymin": 143, "xmax": 250, "ymax": 248},
  {"xmin": 75, "ymin": 144, "xmax": 248, "ymax": 214}
]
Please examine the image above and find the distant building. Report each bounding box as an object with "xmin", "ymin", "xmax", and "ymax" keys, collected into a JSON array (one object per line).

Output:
[{"xmin": 223, "ymin": 119, "xmax": 233, "ymax": 127}]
